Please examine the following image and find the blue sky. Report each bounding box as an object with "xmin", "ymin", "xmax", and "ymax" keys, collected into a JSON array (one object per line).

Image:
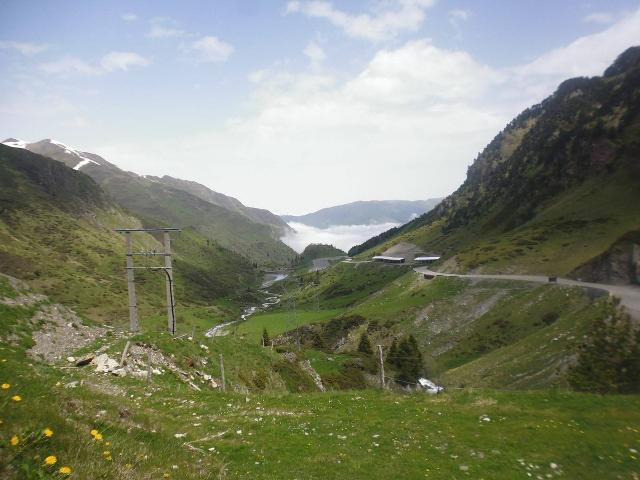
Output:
[{"xmin": 1, "ymin": 0, "xmax": 640, "ymax": 214}]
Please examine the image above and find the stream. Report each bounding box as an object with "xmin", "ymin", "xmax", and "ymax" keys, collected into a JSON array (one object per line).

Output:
[{"xmin": 205, "ymin": 272, "xmax": 288, "ymax": 337}]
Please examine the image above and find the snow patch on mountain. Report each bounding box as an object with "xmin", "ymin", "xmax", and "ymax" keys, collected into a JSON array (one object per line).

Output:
[
  {"xmin": 74, "ymin": 158, "xmax": 98, "ymax": 170},
  {"xmin": 1, "ymin": 138, "xmax": 27, "ymax": 149}
]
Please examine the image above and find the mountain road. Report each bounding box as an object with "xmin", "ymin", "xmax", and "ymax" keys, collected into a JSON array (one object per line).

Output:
[{"xmin": 414, "ymin": 267, "xmax": 640, "ymax": 320}]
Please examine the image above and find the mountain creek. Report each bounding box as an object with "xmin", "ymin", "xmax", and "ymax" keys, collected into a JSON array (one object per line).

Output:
[{"xmin": 205, "ymin": 272, "xmax": 288, "ymax": 337}]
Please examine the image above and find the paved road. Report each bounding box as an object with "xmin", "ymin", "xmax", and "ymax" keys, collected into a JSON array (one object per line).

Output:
[{"xmin": 414, "ymin": 267, "xmax": 640, "ymax": 320}]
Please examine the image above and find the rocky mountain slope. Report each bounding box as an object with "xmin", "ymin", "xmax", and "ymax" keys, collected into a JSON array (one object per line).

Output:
[
  {"xmin": 2, "ymin": 138, "xmax": 296, "ymax": 267},
  {"xmin": 348, "ymin": 47, "xmax": 640, "ymax": 283},
  {"xmin": 281, "ymin": 199, "xmax": 441, "ymax": 228}
]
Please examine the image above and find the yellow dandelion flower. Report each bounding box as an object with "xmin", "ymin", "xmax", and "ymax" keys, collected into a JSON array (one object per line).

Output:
[
  {"xmin": 106, "ymin": 456, "xmax": 112, "ymax": 461},
  {"xmin": 105, "ymin": 441, "xmax": 111, "ymax": 446},
  {"xmin": 10, "ymin": 435, "xmax": 19, "ymax": 446},
  {"xmin": 90, "ymin": 429, "xmax": 98, "ymax": 436},
  {"xmin": 44, "ymin": 455, "xmax": 57, "ymax": 465},
  {"xmin": 163, "ymin": 474, "xmax": 170, "ymax": 478},
  {"xmin": 59, "ymin": 466, "xmax": 72, "ymax": 475},
  {"xmin": 94, "ymin": 433, "xmax": 103, "ymax": 441},
  {"xmin": 103, "ymin": 451, "xmax": 111, "ymax": 456},
  {"xmin": 43, "ymin": 427, "xmax": 54, "ymax": 437},
  {"xmin": 10, "ymin": 395, "xmax": 21, "ymax": 402},
  {"xmin": 1, "ymin": 383, "xmax": 10, "ymax": 389}
]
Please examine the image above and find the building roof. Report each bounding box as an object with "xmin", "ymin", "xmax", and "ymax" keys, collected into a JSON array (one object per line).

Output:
[
  {"xmin": 415, "ymin": 256, "xmax": 441, "ymax": 261},
  {"xmin": 372, "ymin": 256, "xmax": 405, "ymax": 261}
]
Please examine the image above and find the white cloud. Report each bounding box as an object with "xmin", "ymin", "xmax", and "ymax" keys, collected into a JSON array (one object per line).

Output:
[
  {"xmin": 514, "ymin": 8, "xmax": 640, "ymax": 89},
  {"xmin": 449, "ymin": 9, "xmax": 470, "ymax": 22},
  {"xmin": 303, "ymin": 41, "xmax": 326, "ymax": 67},
  {"xmin": 147, "ymin": 18, "xmax": 186, "ymax": 38},
  {"xmin": 582, "ymin": 12, "xmax": 615, "ymax": 24},
  {"xmin": 122, "ymin": 13, "xmax": 137, "ymax": 22},
  {"xmin": 285, "ymin": 0, "xmax": 436, "ymax": 42},
  {"xmin": 0, "ymin": 41, "xmax": 48, "ymax": 56},
  {"xmin": 40, "ymin": 57, "xmax": 100, "ymax": 76},
  {"xmin": 93, "ymin": 9, "xmax": 640, "ymax": 214},
  {"xmin": 448, "ymin": 9, "xmax": 471, "ymax": 39},
  {"xmin": 189, "ymin": 36, "xmax": 234, "ymax": 63},
  {"xmin": 40, "ymin": 52, "xmax": 150, "ymax": 76},
  {"xmin": 344, "ymin": 40, "xmax": 503, "ymax": 104},
  {"xmin": 281, "ymin": 222, "xmax": 400, "ymax": 252},
  {"xmin": 100, "ymin": 52, "xmax": 150, "ymax": 72}
]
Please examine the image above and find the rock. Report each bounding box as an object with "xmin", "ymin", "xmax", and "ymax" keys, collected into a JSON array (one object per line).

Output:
[
  {"xmin": 67, "ymin": 356, "xmax": 76, "ymax": 363},
  {"xmin": 92, "ymin": 353, "xmax": 119, "ymax": 373},
  {"xmin": 65, "ymin": 381, "xmax": 80, "ymax": 389},
  {"xmin": 75, "ymin": 353, "xmax": 94, "ymax": 367}
]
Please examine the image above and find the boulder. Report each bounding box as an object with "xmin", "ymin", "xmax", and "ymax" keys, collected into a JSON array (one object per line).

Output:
[{"xmin": 75, "ymin": 353, "xmax": 95, "ymax": 367}]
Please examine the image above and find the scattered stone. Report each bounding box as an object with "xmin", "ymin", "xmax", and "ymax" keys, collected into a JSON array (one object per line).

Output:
[
  {"xmin": 64, "ymin": 381, "xmax": 80, "ymax": 389},
  {"xmin": 75, "ymin": 353, "xmax": 95, "ymax": 367},
  {"xmin": 67, "ymin": 356, "xmax": 76, "ymax": 363}
]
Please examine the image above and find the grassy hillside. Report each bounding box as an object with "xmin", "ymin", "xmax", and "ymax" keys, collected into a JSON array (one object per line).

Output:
[
  {"xmin": 0, "ymin": 145, "xmax": 260, "ymax": 325},
  {"xmin": 84, "ymin": 165, "xmax": 296, "ymax": 268},
  {"xmin": 148, "ymin": 175, "xmax": 291, "ymax": 235},
  {"xmin": 349, "ymin": 47, "xmax": 640, "ymax": 281},
  {"xmin": 244, "ymin": 258, "xmax": 623, "ymax": 391},
  {"xmin": 21, "ymin": 139, "xmax": 296, "ymax": 268},
  {"xmin": 1, "ymin": 277, "xmax": 639, "ymax": 479}
]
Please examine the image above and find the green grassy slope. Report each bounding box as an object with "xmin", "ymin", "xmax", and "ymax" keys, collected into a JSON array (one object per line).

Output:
[
  {"xmin": 254, "ymin": 260, "xmax": 615, "ymax": 390},
  {"xmin": 0, "ymin": 145, "xmax": 259, "ymax": 325},
  {"xmin": 85, "ymin": 164, "xmax": 296, "ymax": 268},
  {"xmin": 1, "ymin": 278, "xmax": 639, "ymax": 479},
  {"xmin": 349, "ymin": 47, "xmax": 640, "ymax": 280}
]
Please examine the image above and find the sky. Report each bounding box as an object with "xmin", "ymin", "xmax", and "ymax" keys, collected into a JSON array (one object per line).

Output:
[{"xmin": 1, "ymin": 1, "xmax": 640, "ymax": 215}]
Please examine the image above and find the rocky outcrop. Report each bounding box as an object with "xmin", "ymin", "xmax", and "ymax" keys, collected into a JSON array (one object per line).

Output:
[{"xmin": 571, "ymin": 230, "xmax": 640, "ymax": 285}]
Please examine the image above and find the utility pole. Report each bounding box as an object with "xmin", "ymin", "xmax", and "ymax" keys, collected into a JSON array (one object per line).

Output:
[
  {"xmin": 219, "ymin": 353, "xmax": 226, "ymax": 392},
  {"xmin": 377, "ymin": 345, "xmax": 386, "ymax": 389},
  {"xmin": 147, "ymin": 351, "xmax": 152, "ymax": 387},
  {"xmin": 116, "ymin": 228, "xmax": 180, "ymax": 334},
  {"xmin": 124, "ymin": 232, "xmax": 138, "ymax": 332},
  {"xmin": 163, "ymin": 231, "xmax": 176, "ymax": 334},
  {"xmin": 294, "ymin": 299, "xmax": 301, "ymax": 351}
]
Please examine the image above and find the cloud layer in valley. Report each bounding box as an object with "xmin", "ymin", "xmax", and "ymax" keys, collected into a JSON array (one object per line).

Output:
[{"xmin": 281, "ymin": 222, "xmax": 400, "ymax": 253}]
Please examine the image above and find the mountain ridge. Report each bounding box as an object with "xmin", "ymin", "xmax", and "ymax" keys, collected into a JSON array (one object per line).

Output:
[{"xmin": 281, "ymin": 199, "xmax": 442, "ymax": 228}]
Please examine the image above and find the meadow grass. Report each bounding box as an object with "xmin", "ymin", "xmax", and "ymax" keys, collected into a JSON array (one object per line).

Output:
[{"xmin": 236, "ymin": 309, "xmax": 345, "ymax": 343}]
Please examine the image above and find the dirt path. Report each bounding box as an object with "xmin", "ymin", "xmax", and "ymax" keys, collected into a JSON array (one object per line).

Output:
[{"xmin": 414, "ymin": 267, "xmax": 640, "ymax": 320}]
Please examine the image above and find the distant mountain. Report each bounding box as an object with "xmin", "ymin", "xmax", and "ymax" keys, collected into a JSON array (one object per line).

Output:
[
  {"xmin": 2, "ymin": 138, "xmax": 296, "ymax": 267},
  {"xmin": 348, "ymin": 46, "xmax": 640, "ymax": 283},
  {"xmin": 281, "ymin": 199, "xmax": 442, "ymax": 228}
]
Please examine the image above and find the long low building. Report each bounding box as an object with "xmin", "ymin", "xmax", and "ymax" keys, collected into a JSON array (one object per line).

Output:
[
  {"xmin": 372, "ymin": 255, "xmax": 405, "ymax": 264},
  {"xmin": 415, "ymin": 256, "xmax": 441, "ymax": 264}
]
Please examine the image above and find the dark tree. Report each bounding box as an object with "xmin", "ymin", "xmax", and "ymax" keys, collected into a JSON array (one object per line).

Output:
[
  {"xmin": 358, "ymin": 332, "xmax": 373, "ymax": 355},
  {"xmin": 262, "ymin": 328, "xmax": 271, "ymax": 347},
  {"xmin": 387, "ymin": 339, "xmax": 399, "ymax": 368},
  {"xmin": 395, "ymin": 335, "xmax": 424, "ymax": 385},
  {"xmin": 569, "ymin": 302, "xmax": 640, "ymax": 393}
]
